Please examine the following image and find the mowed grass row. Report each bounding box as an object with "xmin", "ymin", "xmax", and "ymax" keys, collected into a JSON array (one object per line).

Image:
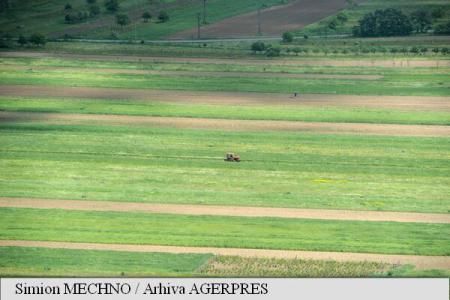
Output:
[
  {"xmin": 3, "ymin": 57, "xmax": 450, "ymax": 75},
  {"xmin": 0, "ymin": 246, "xmax": 211, "ymax": 277},
  {"xmin": 1, "ymin": 123, "xmax": 449, "ymax": 213},
  {"xmin": 1, "ymin": 97, "xmax": 449, "ymax": 125},
  {"xmin": 0, "ymin": 66, "xmax": 448, "ymax": 96},
  {"xmin": 1, "ymin": 208, "xmax": 449, "ymax": 256},
  {"xmin": 1, "ymin": 246, "xmax": 404, "ymax": 277}
]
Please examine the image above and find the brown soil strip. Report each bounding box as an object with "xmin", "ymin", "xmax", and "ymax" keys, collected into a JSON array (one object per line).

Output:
[
  {"xmin": 0, "ymin": 197, "xmax": 448, "ymax": 224},
  {"xmin": 0, "ymin": 65, "xmax": 383, "ymax": 80},
  {"xmin": 171, "ymin": 0, "xmax": 362, "ymax": 39},
  {"xmin": 2, "ymin": 51, "xmax": 448, "ymax": 68},
  {"xmin": 1, "ymin": 111, "xmax": 449, "ymax": 137},
  {"xmin": 1, "ymin": 240, "xmax": 448, "ymax": 270},
  {"xmin": 1, "ymin": 85, "xmax": 449, "ymax": 111}
]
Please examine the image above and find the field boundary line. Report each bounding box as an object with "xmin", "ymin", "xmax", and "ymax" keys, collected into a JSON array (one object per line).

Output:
[
  {"xmin": 0, "ymin": 198, "xmax": 449, "ymax": 224},
  {"xmin": 1, "ymin": 240, "xmax": 448, "ymax": 270},
  {"xmin": 1, "ymin": 112, "xmax": 450, "ymax": 137}
]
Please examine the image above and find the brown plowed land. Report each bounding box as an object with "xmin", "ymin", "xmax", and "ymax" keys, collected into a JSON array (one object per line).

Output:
[
  {"xmin": 1, "ymin": 85, "xmax": 449, "ymax": 111},
  {"xmin": 171, "ymin": 0, "xmax": 360, "ymax": 39},
  {"xmin": 1, "ymin": 111, "xmax": 449, "ymax": 137},
  {"xmin": 1, "ymin": 240, "xmax": 448, "ymax": 270},
  {"xmin": 1, "ymin": 197, "xmax": 448, "ymax": 224},
  {"xmin": 2, "ymin": 51, "xmax": 449, "ymax": 67}
]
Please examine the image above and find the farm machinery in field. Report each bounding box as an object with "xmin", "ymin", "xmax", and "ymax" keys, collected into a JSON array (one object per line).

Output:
[{"xmin": 224, "ymin": 153, "xmax": 240, "ymax": 162}]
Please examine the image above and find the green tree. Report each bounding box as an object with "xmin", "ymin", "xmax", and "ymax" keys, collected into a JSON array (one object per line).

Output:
[
  {"xmin": 265, "ymin": 47, "xmax": 280, "ymax": 57},
  {"xmin": 142, "ymin": 11, "xmax": 152, "ymax": 22},
  {"xmin": 87, "ymin": 0, "xmax": 96, "ymax": 3},
  {"xmin": 29, "ymin": 33, "xmax": 46, "ymax": 47},
  {"xmin": 410, "ymin": 9, "xmax": 432, "ymax": 33},
  {"xmin": 251, "ymin": 41, "xmax": 266, "ymax": 53},
  {"xmin": 89, "ymin": 4, "xmax": 100, "ymax": 16},
  {"xmin": 353, "ymin": 8, "xmax": 412, "ymax": 37},
  {"xmin": 116, "ymin": 13, "xmax": 130, "ymax": 27},
  {"xmin": 435, "ymin": 21, "xmax": 450, "ymax": 34},
  {"xmin": 65, "ymin": 3, "xmax": 72, "ymax": 10},
  {"xmin": 104, "ymin": 0, "xmax": 119, "ymax": 12},
  {"xmin": 282, "ymin": 32, "xmax": 294, "ymax": 43},
  {"xmin": 158, "ymin": 10, "xmax": 169, "ymax": 22},
  {"xmin": 17, "ymin": 35, "xmax": 27, "ymax": 46}
]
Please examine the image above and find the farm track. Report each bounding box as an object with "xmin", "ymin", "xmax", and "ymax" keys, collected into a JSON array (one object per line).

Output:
[
  {"xmin": 0, "ymin": 197, "xmax": 449, "ymax": 224},
  {"xmin": 1, "ymin": 111, "xmax": 449, "ymax": 137},
  {"xmin": 0, "ymin": 65, "xmax": 384, "ymax": 80},
  {"xmin": 1, "ymin": 51, "xmax": 449, "ymax": 67},
  {"xmin": 1, "ymin": 240, "xmax": 448, "ymax": 270},
  {"xmin": 1, "ymin": 85, "xmax": 449, "ymax": 111}
]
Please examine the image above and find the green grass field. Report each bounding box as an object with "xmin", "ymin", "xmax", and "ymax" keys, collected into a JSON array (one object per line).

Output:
[
  {"xmin": 1, "ymin": 208, "xmax": 449, "ymax": 255},
  {"xmin": 1, "ymin": 123, "xmax": 449, "ymax": 213},
  {"xmin": 0, "ymin": 246, "xmax": 212, "ymax": 277},
  {"xmin": 1, "ymin": 96, "xmax": 449, "ymax": 125}
]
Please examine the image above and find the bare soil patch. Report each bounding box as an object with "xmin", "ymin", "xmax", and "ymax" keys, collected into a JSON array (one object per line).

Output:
[
  {"xmin": 1, "ymin": 198, "xmax": 448, "ymax": 224},
  {"xmin": 1, "ymin": 112, "xmax": 449, "ymax": 137},
  {"xmin": 1, "ymin": 85, "xmax": 448, "ymax": 111},
  {"xmin": 2, "ymin": 51, "xmax": 448, "ymax": 68},
  {"xmin": 1, "ymin": 240, "xmax": 448, "ymax": 270},
  {"xmin": 171, "ymin": 0, "xmax": 360, "ymax": 39}
]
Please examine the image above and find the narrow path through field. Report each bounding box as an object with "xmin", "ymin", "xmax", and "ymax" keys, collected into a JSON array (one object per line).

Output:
[
  {"xmin": 1, "ymin": 85, "xmax": 448, "ymax": 111},
  {"xmin": 1, "ymin": 197, "xmax": 448, "ymax": 224},
  {"xmin": 2, "ymin": 52, "xmax": 448, "ymax": 67},
  {"xmin": 1, "ymin": 111, "xmax": 449, "ymax": 137},
  {"xmin": 1, "ymin": 240, "xmax": 448, "ymax": 270}
]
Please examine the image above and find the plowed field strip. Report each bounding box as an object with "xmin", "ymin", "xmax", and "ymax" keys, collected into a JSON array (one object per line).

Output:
[
  {"xmin": 1, "ymin": 240, "xmax": 448, "ymax": 270},
  {"xmin": 0, "ymin": 197, "xmax": 448, "ymax": 224}
]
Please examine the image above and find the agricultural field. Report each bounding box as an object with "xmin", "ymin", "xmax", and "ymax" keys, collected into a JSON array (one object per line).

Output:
[{"xmin": 0, "ymin": 0, "xmax": 449, "ymax": 278}]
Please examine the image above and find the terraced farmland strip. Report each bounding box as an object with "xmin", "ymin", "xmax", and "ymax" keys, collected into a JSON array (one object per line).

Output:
[
  {"xmin": 1, "ymin": 85, "xmax": 449, "ymax": 111},
  {"xmin": 1, "ymin": 240, "xmax": 448, "ymax": 270},
  {"xmin": 1, "ymin": 112, "xmax": 449, "ymax": 137},
  {"xmin": 1, "ymin": 208, "xmax": 449, "ymax": 256},
  {"xmin": 1, "ymin": 198, "xmax": 448, "ymax": 224},
  {"xmin": 2, "ymin": 52, "xmax": 449, "ymax": 68}
]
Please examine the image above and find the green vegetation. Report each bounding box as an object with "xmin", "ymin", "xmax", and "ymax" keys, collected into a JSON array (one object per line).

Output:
[
  {"xmin": 1, "ymin": 208, "xmax": 449, "ymax": 255},
  {"xmin": 199, "ymin": 256, "xmax": 390, "ymax": 277},
  {"xmin": 1, "ymin": 97, "xmax": 449, "ymax": 126},
  {"xmin": 0, "ymin": 63, "xmax": 448, "ymax": 96},
  {"xmin": 0, "ymin": 0, "xmax": 292, "ymax": 39},
  {"xmin": 297, "ymin": 0, "xmax": 450, "ymax": 36},
  {"xmin": 0, "ymin": 246, "xmax": 212, "ymax": 277},
  {"xmin": 0, "ymin": 123, "xmax": 449, "ymax": 213}
]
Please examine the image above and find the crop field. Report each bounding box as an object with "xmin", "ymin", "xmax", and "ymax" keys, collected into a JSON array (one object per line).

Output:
[{"xmin": 0, "ymin": 34, "xmax": 449, "ymax": 277}]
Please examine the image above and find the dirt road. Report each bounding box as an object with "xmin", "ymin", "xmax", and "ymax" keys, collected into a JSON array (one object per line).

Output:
[
  {"xmin": 2, "ymin": 51, "xmax": 448, "ymax": 67},
  {"xmin": 1, "ymin": 240, "xmax": 448, "ymax": 270},
  {"xmin": 1, "ymin": 111, "xmax": 449, "ymax": 137},
  {"xmin": 1, "ymin": 85, "xmax": 449, "ymax": 111},
  {"xmin": 1, "ymin": 197, "xmax": 448, "ymax": 224}
]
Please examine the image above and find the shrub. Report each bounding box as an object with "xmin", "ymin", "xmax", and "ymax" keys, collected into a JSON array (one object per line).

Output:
[
  {"xmin": 87, "ymin": 0, "xmax": 97, "ymax": 3},
  {"xmin": 29, "ymin": 33, "xmax": 46, "ymax": 46},
  {"xmin": 65, "ymin": 3, "xmax": 72, "ymax": 10},
  {"xmin": 89, "ymin": 4, "xmax": 100, "ymax": 16},
  {"xmin": 142, "ymin": 11, "xmax": 152, "ymax": 22},
  {"xmin": 265, "ymin": 47, "xmax": 281, "ymax": 57},
  {"xmin": 104, "ymin": 0, "xmax": 119, "ymax": 12},
  {"xmin": 17, "ymin": 35, "xmax": 27, "ymax": 46},
  {"xmin": 158, "ymin": 11, "xmax": 169, "ymax": 23},
  {"xmin": 282, "ymin": 32, "xmax": 294, "ymax": 43},
  {"xmin": 116, "ymin": 14, "xmax": 130, "ymax": 27},
  {"xmin": 251, "ymin": 41, "xmax": 266, "ymax": 52},
  {"xmin": 432, "ymin": 47, "xmax": 440, "ymax": 54}
]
